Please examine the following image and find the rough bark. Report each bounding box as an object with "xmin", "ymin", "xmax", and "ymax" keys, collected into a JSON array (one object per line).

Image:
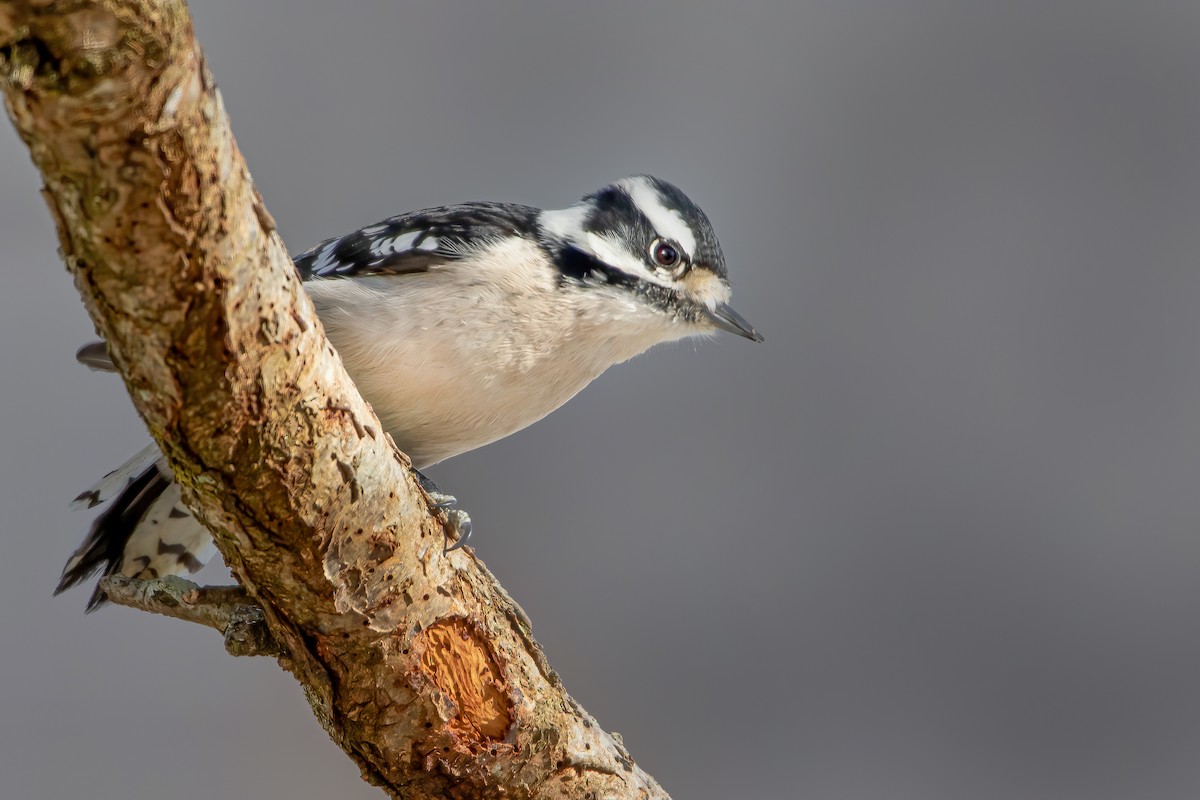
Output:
[{"xmin": 0, "ymin": 2, "xmax": 669, "ymax": 797}]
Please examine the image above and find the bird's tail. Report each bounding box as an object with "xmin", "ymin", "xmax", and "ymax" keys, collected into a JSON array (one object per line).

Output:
[{"xmin": 58, "ymin": 445, "xmax": 216, "ymax": 611}]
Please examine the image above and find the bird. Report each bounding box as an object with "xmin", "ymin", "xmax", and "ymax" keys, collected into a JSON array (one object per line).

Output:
[{"xmin": 57, "ymin": 175, "xmax": 763, "ymax": 610}]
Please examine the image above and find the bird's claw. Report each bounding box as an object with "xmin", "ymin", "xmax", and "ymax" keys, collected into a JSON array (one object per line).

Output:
[
  {"xmin": 414, "ymin": 469, "xmax": 474, "ymax": 553},
  {"xmin": 442, "ymin": 509, "xmax": 473, "ymax": 552}
]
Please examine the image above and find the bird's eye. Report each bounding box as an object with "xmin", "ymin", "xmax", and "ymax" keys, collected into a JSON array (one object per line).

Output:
[{"xmin": 651, "ymin": 239, "xmax": 682, "ymax": 269}]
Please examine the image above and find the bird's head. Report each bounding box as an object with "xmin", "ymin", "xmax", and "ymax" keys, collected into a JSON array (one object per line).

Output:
[{"xmin": 539, "ymin": 175, "xmax": 764, "ymax": 343}]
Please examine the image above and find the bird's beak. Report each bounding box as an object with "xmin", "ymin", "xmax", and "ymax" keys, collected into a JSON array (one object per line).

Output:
[{"xmin": 705, "ymin": 302, "xmax": 765, "ymax": 342}]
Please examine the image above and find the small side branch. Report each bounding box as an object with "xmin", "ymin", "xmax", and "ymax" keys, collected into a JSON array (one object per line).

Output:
[{"xmin": 100, "ymin": 575, "xmax": 280, "ymax": 657}]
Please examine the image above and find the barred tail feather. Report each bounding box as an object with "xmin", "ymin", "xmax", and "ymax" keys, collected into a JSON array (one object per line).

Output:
[
  {"xmin": 58, "ymin": 460, "xmax": 166, "ymax": 609},
  {"xmin": 59, "ymin": 451, "xmax": 217, "ymax": 611},
  {"xmin": 70, "ymin": 443, "xmax": 161, "ymax": 511}
]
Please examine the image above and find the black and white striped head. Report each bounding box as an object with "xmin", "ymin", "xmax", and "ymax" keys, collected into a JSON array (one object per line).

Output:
[{"xmin": 539, "ymin": 175, "xmax": 763, "ymax": 342}]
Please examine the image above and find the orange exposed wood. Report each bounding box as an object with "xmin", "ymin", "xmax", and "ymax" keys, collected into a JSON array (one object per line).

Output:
[{"xmin": 419, "ymin": 618, "xmax": 512, "ymax": 742}]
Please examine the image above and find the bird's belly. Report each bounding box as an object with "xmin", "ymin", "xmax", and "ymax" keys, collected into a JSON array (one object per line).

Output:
[
  {"xmin": 306, "ymin": 267, "xmax": 672, "ymax": 468},
  {"xmin": 350, "ymin": 346, "xmax": 604, "ymax": 468}
]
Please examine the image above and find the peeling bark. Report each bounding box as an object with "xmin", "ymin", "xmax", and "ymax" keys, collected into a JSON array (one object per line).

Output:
[{"xmin": 0, "ymin": 2, "xmax": 669, "ymax": 797}]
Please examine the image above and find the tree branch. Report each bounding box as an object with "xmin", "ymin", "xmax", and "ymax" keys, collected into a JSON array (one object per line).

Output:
[
  {"xmin": 99, "ymin": 575, "xmax": 280, "ymax": 657},
  {"xmin": 1, "ymin": 2, "xmax": 668, "ymax": 797}
]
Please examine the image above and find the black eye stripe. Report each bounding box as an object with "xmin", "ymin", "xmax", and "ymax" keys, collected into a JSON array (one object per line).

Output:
[
  {"xmin": 556, "ymin": 246, "xmax": 638, "ymax": 288},
  {"xmin": 584, "ymin": 189, "xmax": 643, "ymax": 236}
]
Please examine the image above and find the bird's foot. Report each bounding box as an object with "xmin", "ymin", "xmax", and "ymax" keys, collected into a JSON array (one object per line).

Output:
[{"xmin": 415, "ymin": 469, "xmax": 473, "ymax": 553}]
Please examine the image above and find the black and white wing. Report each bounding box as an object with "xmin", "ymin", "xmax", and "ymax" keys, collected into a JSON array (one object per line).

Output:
[{"xmin": 293, "ymin": 202, "xmax": 540, "ymax": 280}]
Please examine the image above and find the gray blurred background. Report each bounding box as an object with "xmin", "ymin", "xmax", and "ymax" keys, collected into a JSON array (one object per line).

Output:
[{"xmin": 4, "ymin": 2, "xmax": 1200, "ymax": 798}]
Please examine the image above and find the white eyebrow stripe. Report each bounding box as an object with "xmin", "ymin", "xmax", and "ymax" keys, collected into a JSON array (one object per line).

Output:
[{"xmin": 619, "ymin": 176, "xmax": 697, "ymax": 256}]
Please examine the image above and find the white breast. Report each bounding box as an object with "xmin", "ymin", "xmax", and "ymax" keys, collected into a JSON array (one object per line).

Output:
[{"xmin": 304, "ymin": 239, "xmax": 697, "ymax": 468}]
